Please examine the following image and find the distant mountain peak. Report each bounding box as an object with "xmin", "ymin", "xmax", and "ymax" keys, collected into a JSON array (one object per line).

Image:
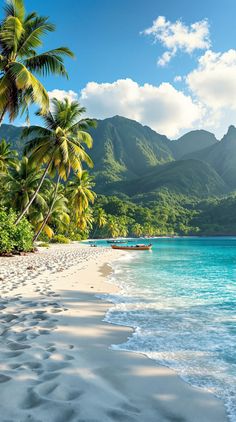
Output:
[{"xmin": 224, "ymin": 125, "xmax": 236, "ymax": 141}]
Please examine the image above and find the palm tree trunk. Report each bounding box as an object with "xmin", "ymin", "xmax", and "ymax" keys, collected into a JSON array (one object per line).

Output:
[
  {"xmin": 92, "ymin": 224, "xmax": 98, "ymax": 239},
  {"xmin": 34, "ymin": 175, "xmax": 60, "ymax": 241},
  {"xmin": 0, "ymin": 107, "xmax": 7, "ymax": 126},
  {"xmin": 15, "ymin": 159, "xmax": 52, "ymax": 225}
]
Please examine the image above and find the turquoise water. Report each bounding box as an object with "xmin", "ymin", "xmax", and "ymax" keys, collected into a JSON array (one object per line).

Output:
[{"xmin": 92, "ymin": 238, "xmax": 236, "ymax": 420}]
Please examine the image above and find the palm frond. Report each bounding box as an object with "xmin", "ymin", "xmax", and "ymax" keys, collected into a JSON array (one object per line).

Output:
[
  {"xmin": 1, "ymin": 16, "xmax": 24, "ymax": 53},
  {"xmin": 75, "ymin": 130, "xmax": 93, "ymax": 148},
  {"xmin": 24, "ymin": 47, "xmax": 74, "ymax": 77},
  {"xmin": 18, "ymin": 16, "xmax": 55, "ymax": 56},
  {"xmin": 4, "ymin": 0, "xmax": 25, "ymax": 21},
  {"xmin": 22, "ymin": 125, "xmax": 51, "ymax": 140}
]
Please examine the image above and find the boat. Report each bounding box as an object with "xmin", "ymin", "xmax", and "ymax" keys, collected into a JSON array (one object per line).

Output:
[{"xmin": 111, "ymin": 244, "xmax": 152, "ymax": 251}]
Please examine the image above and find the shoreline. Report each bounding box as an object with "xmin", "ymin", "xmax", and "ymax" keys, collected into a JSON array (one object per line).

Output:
[{"xmin": 0, "ymin": 243, "xmax": 228, "ymax": 421}]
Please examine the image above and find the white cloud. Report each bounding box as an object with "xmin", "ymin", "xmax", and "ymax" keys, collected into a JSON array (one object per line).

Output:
[
  {"xmin": 187, "ymin": 49, "xmax": 236, "ymax": 109},
  {"xmin": 48, "ymin": 89, "xmax": 78, "ymax": 103},
  {"xmin": 186, "ymin": 49, "xmax": 236, "ymax": 137},
  {"xmin": 142, "ymin": 16, "xmax": 210, "ymax": 66},
  {"xmin": 80, "ymin": 78, "xmax": 203, "ymax": 137},
  {"xmin": 48, "ymin": 47, "xmax": 236, "ymax": 139},
  {"xmin": 174, "ymin": 75, "xmax": 182, "ymax": 82}
]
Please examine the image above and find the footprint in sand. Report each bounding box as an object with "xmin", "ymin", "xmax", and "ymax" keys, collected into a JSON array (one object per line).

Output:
[
  {"xmin": 50, "ymin": 308, "xmax": 63, "ymax": 313},
  {"xmin": 0, "ymin": 374, "xmax": 11, "ymax": 383},
  {"xmin": 106, "ymin": 409, "xmax": 137, "ymax": 422},
  {"xmin": 45, "ymin": 360, "xmax": 70, "ymax": 372},
  {"xmin": 21, "ymin": 389, "xmax": 44, "ymax": 409},
  {"xmin": 2, "ymin": 314, "xmax": 18, "ymax": 323},
  {"xmin": 4, "ymin": 351, "xmax": 23, "ymax": 358},
  {"xmin": 36, "ymin": 381, "xmax": 83, "ymax": 402},
  {"xmin": 40, "ymin": 372, "xmax": 60, "ymax": 381},
  {"xmin": 38, "ymin": 329, "xmax": 51, "ymax": 335},
  {"xmin": 23, "ymin": 362, "xmax": 42, "ymax": 370},
  {"xmin": 7, "ymin": 341, "xmax": 31, "ymax": 351}
]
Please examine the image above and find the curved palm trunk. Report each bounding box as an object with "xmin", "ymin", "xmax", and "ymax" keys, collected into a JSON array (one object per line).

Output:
[
  {"xmin": 34, "ymin": 175, "xmax": 60, "ymax": 241},
  {"xmin": 0, "ymin": 107, "xmax": 7, "ymax": 126},
  {"xmin": 15, "ymin": 159, "xmax": 52, "ymax": 225}
]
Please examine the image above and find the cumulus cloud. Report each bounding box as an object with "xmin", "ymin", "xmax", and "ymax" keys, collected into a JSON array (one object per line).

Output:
[
  {"xmin": 48, "ymin": 47, "xmax": 236, "ymax": 139},
  {"xmin": 48, "ymin": 89, "xmax": 78, "ymax": 103},
  {"xmin": 142, "ymin": 16, "xmax": 210, "ymax": 66},
  {"xmin": 187, "ymin": 49, "xmax": 236, "ymax": 109},
  {"xmin": 80, "ymin": 78, "xmax": 203, "ymax": 137},
  {"xmin": 185, "ymin": 49, "xmax": 236, "ymax": 137}
]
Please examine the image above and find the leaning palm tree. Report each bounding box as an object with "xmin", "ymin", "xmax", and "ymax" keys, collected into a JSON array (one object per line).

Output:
[
  {"xmin": 0, "ymin": 0, "xmax": 74, "ymax": 124},
  {"xmin": 15, "ymin": 98, "xmax": 96, "ymax": 224},
  {"xmin": 5, "ymin": 156, "xmax": 48, "ymax": 212},
  {"xmin": 32, "ymin": 188, "xmax": 70, "ymax": 241},
  {"xmin": 67, "ymin": 170, "xmax": 96, "ymax": 217},
  {"xmin": 0, "ymin": 138, "xmax": 18, "ymax": 174}
]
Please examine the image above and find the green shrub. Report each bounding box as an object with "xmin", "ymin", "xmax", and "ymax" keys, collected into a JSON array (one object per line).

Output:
[
  {"xmin": 0, "ymin": 209, "xmax": 34, "ymax": 254},
  {"xmin": 38, "ymin": 232, "xmax": 50, "ymax": 242},
  {"xmin": 50, "ymin": 234, "xmax": 70, "ymax": 244},
  {"xmin": 39, "ymin": 242, "xmax": 50, "ymax": 248},
  {"xmin": 69, "ymin": 233, "xmax": 82, "ymax": 241}
]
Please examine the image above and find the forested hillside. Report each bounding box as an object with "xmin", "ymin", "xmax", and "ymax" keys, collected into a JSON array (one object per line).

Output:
[
  {"xmin": 2, "ymin": 116, "xmax": 236, "ymax": 198},
  {"xmin": 2, "ymin": 116, "xmax": 236, "ymax": 236}
]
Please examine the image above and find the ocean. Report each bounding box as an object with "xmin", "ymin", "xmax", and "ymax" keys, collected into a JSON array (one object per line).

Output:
[{"xmin": 92, "ymin": 238, "xmax": 236, "ymax": 420}]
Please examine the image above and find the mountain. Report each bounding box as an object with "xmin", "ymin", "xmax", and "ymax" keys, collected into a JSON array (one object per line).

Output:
[
  {"xmin": 0, "ymin": 124, "xmax": 24, "ymax": 155},
  {"xmin": 183, "ymin": 125, "xmax": 236, "ymax": 189},
  {"xmin": 170, "ymin": 130, "xmax": 218, "ymax": 159},
  {"xmin": 0, "ymin": 117, "xmax": 235, "ymax": 198},
  {"xmin": 101, "ymin": 159, "xmax": 229, "ymax": 198},
  {"xmin": 88, "ymin": 116, "xmax": 174, "ymax": 188}
]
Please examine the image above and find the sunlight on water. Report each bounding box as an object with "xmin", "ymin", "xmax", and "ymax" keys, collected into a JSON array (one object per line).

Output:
[{"xmin": 97, "ymin": 238, "xmax": 236, "ymax": 421}]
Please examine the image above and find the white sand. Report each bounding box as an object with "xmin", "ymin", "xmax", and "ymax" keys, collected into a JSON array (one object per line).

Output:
[{"xmin": 0, "ymin": 243, "xmax": 228, "ymax": 422}]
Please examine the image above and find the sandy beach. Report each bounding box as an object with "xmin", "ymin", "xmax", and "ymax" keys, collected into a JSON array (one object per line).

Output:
[{"xmin": 0, "ymin": 243, "xmax": 228, "ymax": 422}]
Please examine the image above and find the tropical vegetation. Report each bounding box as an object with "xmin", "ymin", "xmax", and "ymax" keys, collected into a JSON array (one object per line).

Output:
[
  {"xmin": 0, "ymin": 0, "xmax": 73, "ymax": 124},
  {"xmin": 1, "ymin": 0, "xmax": 236, "ymax": 256}
]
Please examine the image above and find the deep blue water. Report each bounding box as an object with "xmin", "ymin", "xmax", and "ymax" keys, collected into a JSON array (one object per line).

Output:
[{"xmin": 90, "ymin": 238, "xmax": 236, "ymax": 420}]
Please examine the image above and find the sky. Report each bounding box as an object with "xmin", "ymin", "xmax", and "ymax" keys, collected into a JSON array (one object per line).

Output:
[{"xmin": 8, "ymin": 0, "xmax": 236, "ymax": 138}]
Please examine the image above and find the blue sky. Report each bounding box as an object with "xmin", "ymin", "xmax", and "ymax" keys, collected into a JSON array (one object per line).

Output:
[
  {"xmin": 7, "ymin": 1, "xmax": 236, "ymax": 137},
  {"xmin": 23, "ymin": 0, "xmax": 236, "ymax": 89}
]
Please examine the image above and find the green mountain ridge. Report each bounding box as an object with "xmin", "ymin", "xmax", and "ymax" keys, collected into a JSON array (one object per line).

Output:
[
  {"xmin": 170, "ymin": 130, "xmax": 218, "ymax": 159},
  {"xmin": 1, "ymin": 116, "xmax": 236, "ymax": 198},
  {"xmin": 183, "ymin": 125, "xmax": 236, "ymax": 189},
  {"xmin": 101, "ymin": 159, "xmax": 229, "ymax": 198},
  {"xmin": 0, "ymin": 124, "xmax": 24, "ymax": 154},
  {"xmin": 88, "ymin": 116, "xmax": 174, "ymax": 188}
]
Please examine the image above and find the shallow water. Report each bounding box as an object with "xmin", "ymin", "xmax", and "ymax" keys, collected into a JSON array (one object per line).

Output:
[{"xmin": 93, "ymin": 237, "xmax": 236, "ymax": 420}]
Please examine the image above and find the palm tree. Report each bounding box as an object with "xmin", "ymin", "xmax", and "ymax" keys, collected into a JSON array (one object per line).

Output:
[
  {"xmin": 33, "ymin": 175, "xmax": 60, "ymax": 241},
  {"xmin": 143, "ymin": 223, "xmax": 154, "ymax": 237},
  {"xmin": 15, "ymin": 98, "xmax": 96, "ymax": 224},
  {"xmin": 92, "ymin": 207, "xmax": 107, "ymax": 238},
  {"xmin": 0, "ymin": 138, "xmax": 18, "ymax": 173},
  {"xmin": 118, "ymin": 218, "xmax": 128, "ymax": 237},
  {"xmin": 32, "ymin": 188, "xmax": 70, "ymax": 240},
  {"xmin": 131, "ymin": 223, "xmax": 143, "ymax": 237},
  {"xmin": 106, "ymin": 216, "xmax": 119, "ymax": 238},
  {"xmin": 76, "ymin": 207, "xmax": 94, "ymax": 232},
  {"xmin": 5, "ymin": 156, "xmax": 48, "ymax": 212},
  {"xmin": 0, "ymin": 0, "xmax": 74, "ymax": 124},
  {"xmin": 67, "ymin": 170, "xmax": 96, "ymax": 218}
]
